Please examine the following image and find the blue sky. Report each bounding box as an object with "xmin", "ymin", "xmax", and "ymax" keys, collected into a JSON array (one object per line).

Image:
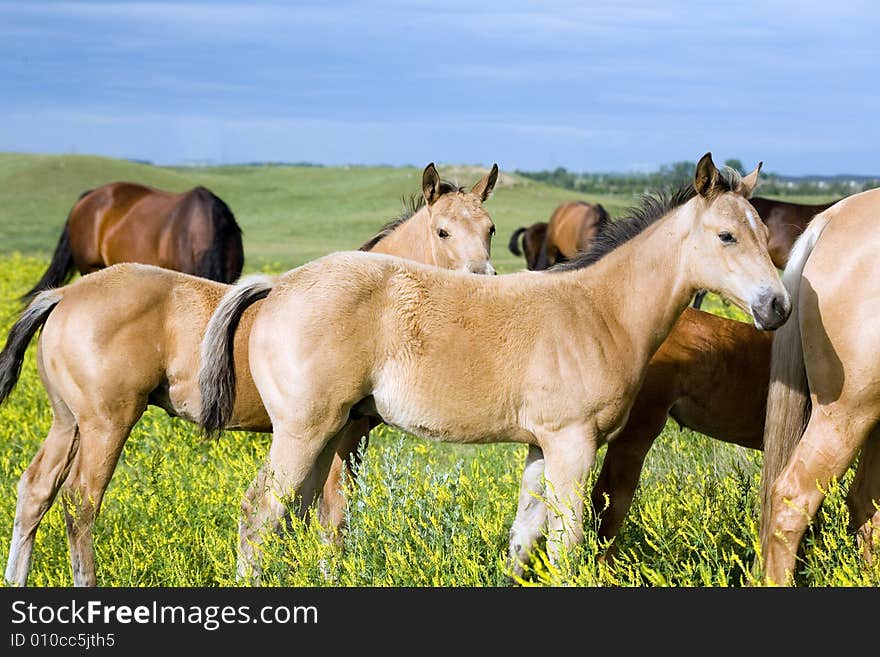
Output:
[{"xmin": 1, "ymin": 0, "xmax": 878, "ymax": 174}]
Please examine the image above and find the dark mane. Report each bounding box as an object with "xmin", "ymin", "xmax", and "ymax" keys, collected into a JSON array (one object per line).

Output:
[
  {"xmin": 359, "ymin": 180, "xmax": 465, "ymax": 251},
  {"xmin": 552, "ymin": 168, "xmax": 742, "ymax": 272}
]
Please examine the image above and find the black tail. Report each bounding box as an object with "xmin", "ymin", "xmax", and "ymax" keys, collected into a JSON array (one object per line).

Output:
[
  {"xmin": 692, "ymin": 290, "xmax": 707, "ymax": 309},
  {"xmin": 20, "ymin": 191, "xmax": 90, "ymax": 302},
  {"xmin": 0, "ymin": 290, "xmax": 63, "ymax": 405},
  {"xmin": 194, "ymin": 188, "xmax": 244, "ymax": 284},
  {"xmin": 198, "ymin": 275, "xmax": 274, "ymax": 436},
  {"xmin": 508, "ymin": 227, "xmax": 527, "ymax": 256}
]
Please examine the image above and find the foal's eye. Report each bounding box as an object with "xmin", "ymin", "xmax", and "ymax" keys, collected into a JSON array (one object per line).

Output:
[
  {"xmin": 437, "ymin": 228, "xmax": 449, "ymax": 239},
  {"xmin": 718, "ymin": 231, "xmax": 737, "ymax": 244}
]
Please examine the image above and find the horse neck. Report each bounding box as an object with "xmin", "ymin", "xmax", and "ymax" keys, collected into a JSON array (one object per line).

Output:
[
  {"xmin": 367, "ymin": 208, "xmax": 432, "ymax": 264},
  {"xmin": 569, "ymin": 203, "xmax": 699, "ymax": 369}
]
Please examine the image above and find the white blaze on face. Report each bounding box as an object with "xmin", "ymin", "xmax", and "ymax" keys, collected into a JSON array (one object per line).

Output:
[
  {"xmin": 461, "ymin": 209, "xmax": 471, "ymax": 219},
  {"xmin": 745, "ymin": 208, "xmax": 757, "ymax": 231}
]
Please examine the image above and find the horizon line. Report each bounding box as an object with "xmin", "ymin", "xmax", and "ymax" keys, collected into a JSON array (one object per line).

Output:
[{"xmin": 4, "ymin": 150, "xmax": 879, "ymax": 182}]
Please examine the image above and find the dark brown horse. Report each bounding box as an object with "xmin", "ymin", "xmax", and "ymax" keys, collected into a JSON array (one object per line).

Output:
[
  {"xmin": 22, "ymin": 182, "xmax": 244, "ymax": 301},
  {"xmin": 534, "ymin": 200, "xmax": 609, "ymax": 270},
  {"xmin": 692, "ymin": 195, "xmax": 839, "ymax": 309},
  {"xmin": 749, "ymin": 196, "xmax": 838, "ymax": 268},
  {"xmin": 508, "ymin": 222, "xmax": 548, "ymax": 270}
]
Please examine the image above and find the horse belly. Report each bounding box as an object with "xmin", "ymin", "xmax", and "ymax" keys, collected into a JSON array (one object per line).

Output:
[
  {"xmin": 370, "ymin": 365, "xmax": 526, "ymax": 444},
  {"xmin": 669, "ymin": 397, "xmax": 763, "ymax": 449}
]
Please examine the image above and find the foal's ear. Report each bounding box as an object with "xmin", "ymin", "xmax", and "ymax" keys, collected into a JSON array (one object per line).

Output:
[
  {"xmin": 694, "ymin": 152, "xmax": 719, "ymax": 198},
  {"xmin": 422, "ymin": 162, "xmax": 442, "ymax": 206},
  {"xmin": 738, "ymin": 161, "xmax": 763, "ymax": 198},
  {"xmin": 471, "ymin": 163, "xmax": 499, "ymax": 203}
]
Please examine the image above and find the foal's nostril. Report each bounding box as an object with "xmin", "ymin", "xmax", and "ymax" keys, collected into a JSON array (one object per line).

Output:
[
  {"xmin": 751, "ymin": 290, "xmax": 791, "ymax": 330},
  {"xmin": 771, "ymin": 293, "xmax": 791, "ymax": 320}
]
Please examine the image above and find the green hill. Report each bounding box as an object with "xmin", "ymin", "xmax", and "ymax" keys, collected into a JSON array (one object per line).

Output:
[{"xmin": 0, "ymin": 152, "xmax": 633, "ymax": 274}]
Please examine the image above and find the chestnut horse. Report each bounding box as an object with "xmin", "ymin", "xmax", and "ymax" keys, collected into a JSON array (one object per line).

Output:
[
  {"xmin": 583, "ymin": 307, "xmax": 771, "ymax": 553},
  {"xmin": 534, "ymin": 201, "xmax": 609, "ymax": 269},
  {"xmin": 692, "ymin": 196, "xmax": 838, "ymax": 309},
  {"xmin": 0, "ymin": 163, "xmax": 498, "ymax": 586},
  {"xmin": 588, "ymin": 305, "xmax": 877, "ymax": 568},
  {"xmin": 22, "ymin": 182, "xmax": 244, "ymax": 301},
  {"xmin": 199, "ymin": 154, "xmax": 788, "ymax": 582},
  {"xmin": 508, "ymin": 222, "xmax": 548, "ymax": 270},
  {"xmin": 760, "ymin": 188, "xmax": 880, "ymax": 585}
]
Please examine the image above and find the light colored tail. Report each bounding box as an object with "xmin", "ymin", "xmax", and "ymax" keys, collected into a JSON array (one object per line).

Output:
[
  {"xmin": 759, "ymin": 211, "xmax": 832, "ymax": 549},
  {"xmin": 0, "ymin": 290, "xmax": 63, "ymax": 404},
  {"xmin": 198, "ymin": 274, "xmax": 274, "ymax": 435}
]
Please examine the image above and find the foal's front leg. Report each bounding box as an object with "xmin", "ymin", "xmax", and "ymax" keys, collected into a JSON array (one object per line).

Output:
[
  {"xmin": 540, "ymin": 425, "xmax": 597, "ymax": 566},
  {"xmin": 507, "ymin": 427, "xmax": 598, "ymax": 577},
  {"xmin": 507, "ymin": 445, "xmax": 547, "ymax": 578}
]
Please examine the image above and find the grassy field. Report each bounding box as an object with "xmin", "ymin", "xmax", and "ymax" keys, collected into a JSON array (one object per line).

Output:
[
  {"xmin": 0, "ymin": 152, "xmax": 638, "ymax": 277},
  {"xmin": 1, "ymin": 153, "xmax": 873, "ymax": 587}
]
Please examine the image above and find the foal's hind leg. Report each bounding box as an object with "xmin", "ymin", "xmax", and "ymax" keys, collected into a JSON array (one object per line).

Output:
[
  {"xmin": 237, "ymin": 412, "xmax": 353, "ymax": 584},
  {"xmin": 845, "ymin": 424, "xmax": 880, "ymax": 564},
  {"xmin": 5, "ymin": 403, "xmax": 79, "ymax": 586},
  {"xmin": 318, "ymin": 417, "xmax": 373, "ymax": 549},
  {"xmin": 59, "ymin": 406, "xmax": 143, "ymax": 587}
]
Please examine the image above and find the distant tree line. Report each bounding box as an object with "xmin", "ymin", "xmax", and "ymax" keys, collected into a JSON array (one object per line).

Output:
[{"xmin": 516, "ymin": 159, "xmax": 879, "ymax": 197}]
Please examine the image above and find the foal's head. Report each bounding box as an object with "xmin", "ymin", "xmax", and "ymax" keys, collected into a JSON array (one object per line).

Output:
[
  {"xmin": 421, "ymin": 163, "xmax": 498, "ymax": 275},
  {"xmin": 686, "ymin": 152, "xmax": 790, "ymax": 329}
]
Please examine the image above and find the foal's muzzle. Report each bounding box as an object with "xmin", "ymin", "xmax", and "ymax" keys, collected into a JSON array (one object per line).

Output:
[
  {"xmin": 751, "ymin": 289, "xmax": 791, "ymax": 330},
  {"xmin": 467, "ymin": 261, "xmax": 496, "ymax": 275}
]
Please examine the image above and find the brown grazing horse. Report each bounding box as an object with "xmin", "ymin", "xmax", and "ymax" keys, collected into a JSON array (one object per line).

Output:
[
  {"xmin": 199, "ymin": 154, "xmax": 788, "ymax": 582},
  {"xmin": 692, "ymin": 196, "xmax": 838, "ymax": 309},
  {"xmin": 22, "ymin": 182, "xmax": 244, "ymax": 301},
  {"xmin": 534, "ymin": 200, "xmax": 610, "ymax": 269},
  {"xmin": 508, "ymin": 222, "xmax": 548, "ymax": 270},
  {"xmin": 0, "ymin": 163, "xmax": 499, "ymax": 587},
  {"xmin": 761, "ymin": 188, "xmax": 880, "ymax": 585}
]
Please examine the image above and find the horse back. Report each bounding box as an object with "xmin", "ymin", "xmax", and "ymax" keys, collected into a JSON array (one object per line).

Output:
[
  {"xmin": 547, "ymin": 201, "xmax": 608, "ymax": 259},
  {"xmin": 38, "ymin": 264, "xmax": 227, "ymax": 418},
  {"xmin": 255, "ymin": 254, "xmax": 532, "ymax": 440},
  {"xmin": 66, "ymin": 182, "xmax": 241, "ymax": 280}
]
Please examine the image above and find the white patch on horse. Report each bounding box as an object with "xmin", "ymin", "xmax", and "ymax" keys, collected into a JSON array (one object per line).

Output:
[
  {"xmin": 461, "ymin": 209, "xmax": 470, "ymax": 218},
  {"xmin": 745, "ymin": 209, "xmax": 757, "ymax": 231},
  {"xmin": 4, "ymin": 522, "xmax": 23, "ymax": 584}
]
